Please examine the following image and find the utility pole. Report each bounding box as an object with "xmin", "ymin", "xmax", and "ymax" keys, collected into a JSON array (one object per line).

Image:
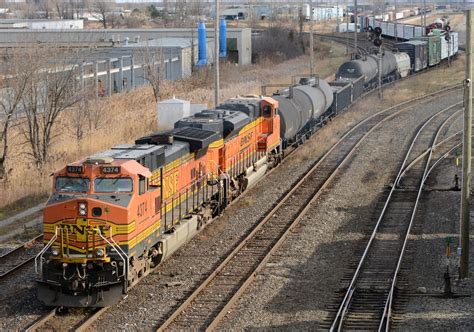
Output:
[
  {"xmin": 346, "ymin": 6, "xmax": 349, "ymax": 55},
  {"xmin": 354, "ymin": 0, "xmax": 358, "ymax": 53},
  {"xmin": 310, "ymin": 0, "xmax": 314, "ymax": 76},
  {"xmin": 378, "ymin": 46, "xmax": 382, "ymax": 98},
  {"xmin": 394, "ymin": 0, "xmax": 397, "ymax": 41},
  {"xmin": 460, "ymin": 9, "xmax": 472, "ymax": 279},
  {"xmin": 214, "ymin": 0, "xmax": 220, "ymax": 108},
  {"xmin": 336, "ymin": 0, "xmax": 339, "ymax": 32},
  {"xmin": 423, "ymin": 0, "xmax": 427, "ymax": 31}
]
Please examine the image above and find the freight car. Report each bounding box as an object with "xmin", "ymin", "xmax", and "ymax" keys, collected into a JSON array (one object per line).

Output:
[
  {"xmin": 271, "ymin": 77, "xmax": 333, "ymax": 147},
  {"xmin": 335, "ymin": 52, "xmax": 405, "ymax": 89}
]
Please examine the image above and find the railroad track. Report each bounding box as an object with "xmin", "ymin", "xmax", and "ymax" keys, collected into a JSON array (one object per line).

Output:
[
  {"xmin": 326, "ymin": 102, "xmax": 463, "ymax": 331},
  {"xmin": 155, "ymin": 87, "xmax": 462, "ymax": 331},
  {"xmin": 0, "ymin": 234, "xmax": 43, "ymax": 280},
  {"xmin": 26, "ymin": 307, "xmax": 108, "ymax": 332}
]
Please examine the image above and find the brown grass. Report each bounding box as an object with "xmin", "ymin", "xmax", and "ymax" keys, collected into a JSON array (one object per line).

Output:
[{"xmin": 0, "ymin": 39, "xmax": 347, "ymax": 209}]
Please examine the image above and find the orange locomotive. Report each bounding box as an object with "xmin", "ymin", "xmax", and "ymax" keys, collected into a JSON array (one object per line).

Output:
[{"xmin": 36, "ymin": 96, "xmax": 281, "ymax": 307}]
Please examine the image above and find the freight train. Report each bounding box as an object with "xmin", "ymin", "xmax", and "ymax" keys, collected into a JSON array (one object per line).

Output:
[{"xmin": 35, "ymin": 32, "xmax": 459, "ymax": 307}]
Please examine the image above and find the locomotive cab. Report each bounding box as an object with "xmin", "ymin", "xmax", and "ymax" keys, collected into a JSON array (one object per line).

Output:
[{"xmin": 36, "ymin": 157, "xmax": 158, "ymax": 307}]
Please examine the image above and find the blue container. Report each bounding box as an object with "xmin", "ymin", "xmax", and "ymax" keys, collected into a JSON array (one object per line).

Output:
[
  {"xmin": 219, "ymin": 18, "xmax": 227, "ymax": 58},
  {"xmin": 197, "ymin": 21, "xmax": 207, "ymax": 66}
]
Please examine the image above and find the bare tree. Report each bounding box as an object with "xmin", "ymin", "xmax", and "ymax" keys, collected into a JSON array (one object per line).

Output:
[
  {"xmin": 136, "ymin": 47, "xmax": 163, "ymax": 101},
  {"xmin": 0, "ymin": 53, "xmax": 29, "ymax": 180},
  {"xmin": 37, "ymin": 0, "xmax": 53, "ymax": 19},
  {"xmin": 92, "ymin": 0, "xmax": 112, "ymax": 29},
  {"xmin": 21, "ymin": 49, "xmax": 82, "ymax": 173},
  {"xmin": 52, "ymin": 0, "xmax": 70, "ymax": 19}
]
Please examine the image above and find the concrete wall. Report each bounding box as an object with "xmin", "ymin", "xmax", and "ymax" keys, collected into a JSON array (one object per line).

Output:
[{"xmin": 0, "ymin": 28, "xmax": 251, "ymax": 65}]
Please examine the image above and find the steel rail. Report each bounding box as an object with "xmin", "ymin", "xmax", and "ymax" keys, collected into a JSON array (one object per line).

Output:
[
  {"xmin": 330, "ymin": 102, "xmax": 463, "ymax": 331},
  {"xmin": 379, "ymin": 109, "xmax": 464, "ymax": 331},
  {"xmin": 25, "ymin": 307, "xmax": 108, "ymax": 332},
  {"xmin": 379, "ymin": 141, "xmax": 462, "ymax": 331},
  {"xmin": 75, "ymin": 307, "xmax": 109, "ymax": 332},
  {"xmin": 396, "ymin": 108, "xmax": 463, "ymax": 186},
  {"xmin": 157, "ymin": 87, "xmax": 460, "ymax": 332},
  {"xmin": 25, "ymin": 308, "xmax": 56, "ymax": 332},
  {"xmin": 0, "ymin": 234, "xmax": 43, "ymax": 280}
]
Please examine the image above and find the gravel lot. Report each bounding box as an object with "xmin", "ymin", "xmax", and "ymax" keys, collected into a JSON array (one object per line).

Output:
[{"xmin": 0, "ymin": 79, "xmax": 467, "ymax": 331}]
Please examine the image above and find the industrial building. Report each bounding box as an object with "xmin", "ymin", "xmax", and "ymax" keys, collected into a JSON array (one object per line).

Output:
[
  {"xmin": 68, "ymin": 36, "xmax": 215, "ymax": 99},
  {"xmin": 0, "ymin": 28, "xmax": 251, "ymax": 66}
]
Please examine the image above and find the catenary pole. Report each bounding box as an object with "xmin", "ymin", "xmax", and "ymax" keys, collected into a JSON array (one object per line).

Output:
[
  {"xmin": 460, "ymin": 9, "xmax": 472, "ymax": 279},
  {"xmin": 214, "ymin": 0, "xmax": 220, "ymax": 108}
]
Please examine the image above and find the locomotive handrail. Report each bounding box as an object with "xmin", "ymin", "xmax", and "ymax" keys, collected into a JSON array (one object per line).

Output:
[
  {"xmin": 34, "ymin": 227, "xmax": 58, "ymax": 276},
  {"xmin": 98, "ymin": 230, "xmax": 128, "ymax": 281}
]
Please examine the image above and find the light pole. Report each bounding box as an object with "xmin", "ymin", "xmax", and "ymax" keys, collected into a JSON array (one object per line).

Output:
[
  {"xmin": 460, "ymin": 9, "xmax": 472, "ymax": 279},
  {"xmin": 214, "ymin": 0, "xmax": 219, "ymax": 108}
]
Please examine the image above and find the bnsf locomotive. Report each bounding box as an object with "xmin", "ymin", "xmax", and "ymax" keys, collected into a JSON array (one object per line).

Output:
[{"xmin": 36, "ymin": 94, "xmax": 288, "ymax": 307}]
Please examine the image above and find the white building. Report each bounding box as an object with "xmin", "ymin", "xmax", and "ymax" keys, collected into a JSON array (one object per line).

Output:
[{"xmin": 0, "ymin": 19, "xmax": 83, "ymax": 29}]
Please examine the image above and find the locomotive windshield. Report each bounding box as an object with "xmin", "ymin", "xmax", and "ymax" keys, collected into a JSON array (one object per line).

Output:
[
  {"xmin": 55, "ymin": 176, "xmax": 90, "ymax": 193},
  {"xmin": 94, "ymin": 177, "xmax": 133, "ymax": 193}
]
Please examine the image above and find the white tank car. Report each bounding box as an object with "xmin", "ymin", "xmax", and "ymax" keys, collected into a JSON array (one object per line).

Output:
[{"xmin": 393, "ymin": 52, "xmax": 411, "ymax": 78}]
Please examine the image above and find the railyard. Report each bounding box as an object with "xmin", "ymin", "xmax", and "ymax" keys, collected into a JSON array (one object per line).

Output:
[{"xmin": 0, "ymin": 2, "xmax": 473, "ymax": 331}]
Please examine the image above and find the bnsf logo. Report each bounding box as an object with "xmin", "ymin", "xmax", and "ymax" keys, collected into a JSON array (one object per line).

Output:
[
  {"xmin": 60, "ymin": 224, "xmax": 108, "ymax": 236},
  {"xmin": 240, "ymin": 132, "xmax": 253, "ymax": 147}
]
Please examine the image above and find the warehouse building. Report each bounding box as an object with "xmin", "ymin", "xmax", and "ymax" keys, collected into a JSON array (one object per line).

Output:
[
  {"xmin": 0, "ymin": 28, "xmax": 251, "ymax": 65},
  {"xmin": 70, "ymin": 36, "xmax": 215, "ymax": 98}
]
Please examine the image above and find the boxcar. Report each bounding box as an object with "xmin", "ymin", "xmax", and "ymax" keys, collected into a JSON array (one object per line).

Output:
[
  {"xmin": 404, "ymin": 24, "xmax": 415, "ymax": 40},
  {"xmin": 395, "ymin": 40, "xmax": 428, "ymax": 72},
  {"xmin": 413, "ymin": 36, "xmax": 441, "ymax": 66}
]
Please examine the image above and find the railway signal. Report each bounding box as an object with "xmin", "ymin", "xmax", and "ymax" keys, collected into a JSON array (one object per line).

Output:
[{"xmin": 373, "ymin": 27, "xmax": 382, "ymax": 47}]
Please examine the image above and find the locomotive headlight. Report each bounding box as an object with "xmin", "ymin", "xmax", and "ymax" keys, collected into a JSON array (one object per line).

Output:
[
  {"xmin": 78, "ymin": 202, "xmax": 87, "ymax": 216},
  {"xmin": 95, "ymin": 248, "xmax": 105, "ymax": 257},
  {"xmin": 51, "ymin": 248, "xmax": 60, "ymax": 256}
]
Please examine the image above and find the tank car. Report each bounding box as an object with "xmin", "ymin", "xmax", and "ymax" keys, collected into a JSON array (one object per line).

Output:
[
  {"xmin": 272, "ymin": 77, "xmax": 333, "ymax": 147},
  {"xmin": 336, "ymin": 52, "xmax": 399, "ymax": 88}
]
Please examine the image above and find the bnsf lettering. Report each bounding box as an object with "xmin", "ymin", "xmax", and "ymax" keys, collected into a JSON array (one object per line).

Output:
[
  {"xmin": 240, "ymin": 132, "xmax": 253, "ymax": 147},
  {"xmin": 60, "ymin": 224, "xmax": 107, "ymax": 235},
  {"xmin": 137, "ymin": 201, "xmax": 147, "ymax": 217},
  {"xmin": 164, "ymin": 172, "xmax": 179, "ymax": 199}
]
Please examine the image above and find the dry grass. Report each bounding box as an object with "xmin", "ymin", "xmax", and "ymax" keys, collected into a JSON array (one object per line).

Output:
[{"xmin": 0, "ymin": 39, "xmax": 347, "ymax": 209}]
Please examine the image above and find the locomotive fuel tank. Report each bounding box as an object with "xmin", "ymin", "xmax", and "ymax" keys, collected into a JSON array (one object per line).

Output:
[{"xmin": 273, "ymin": 77, "xmax": 333, "ymax": 141}]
